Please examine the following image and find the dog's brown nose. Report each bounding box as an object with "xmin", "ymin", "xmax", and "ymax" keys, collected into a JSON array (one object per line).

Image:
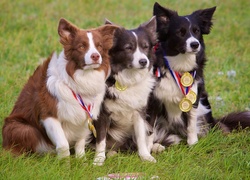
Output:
[{"xmin": 91, "ymin": 53, "xmax": 100, "ymax": 62}]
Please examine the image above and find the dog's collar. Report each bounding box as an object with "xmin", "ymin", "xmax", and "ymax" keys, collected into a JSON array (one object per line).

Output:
[
  {"xmin": 71, "ymin": 89, "xmax": 97, "ymax": 138},
  {"xmin": 153, "ymin": 42, "xmax": 160, "ymax": 52},
  {"xmin": 153, "ymin": 66, "xmax": 164, "ymax": 79},
  {"xmin": 107, "ymin": 74, "xmax": 128, "ymax": 91}
]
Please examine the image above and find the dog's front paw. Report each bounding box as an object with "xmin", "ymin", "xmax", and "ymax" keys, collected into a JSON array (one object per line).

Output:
[
  {"xmin": 56, "ymin": 147, "xmax": 70, "ymax": 159},
  {"xmin": 140, "ymin": 155, "xmax": 156, "ymax": 163},
  {"xmin": 187, "ymin": 136, "xmax": 198, "ymax": 146},
  {"xmin": 93, "ymin": 156, "xmax": 106, "ymax": 166},
  {"xmin": 151, "ymin": 143, "xmax": 165, "ymax": 154}
]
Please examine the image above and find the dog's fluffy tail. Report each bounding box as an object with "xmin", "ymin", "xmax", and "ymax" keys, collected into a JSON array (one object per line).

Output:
[
  {"xmin": 2, "ymin": 116, "xmax": 52, "ymax": 156},
  {"xmin": 215, "ymin": 111, "xmax": 250, "ymax": 133}
]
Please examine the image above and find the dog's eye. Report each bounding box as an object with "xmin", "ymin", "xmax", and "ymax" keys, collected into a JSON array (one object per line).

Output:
[
  {"xmin": 97, "ymin": 43, "xmax": 103, "ymax": 49},
  {"xmin": 79, "ymin": 45, "xmax": 85, "ymax": 50},
  {"xmin": 142, "ymin": 43, "xmax": 149, "ymax": 49},
  {"xmin": 193, "ymin": 28, "xmax": 200, "ymax": 35},
  {"xmin": 177, "ymin": 28, "xmax": 186, "ymax": 37},
  {"xmin": 124, "ymin": 44, "xmax": 132, "ymax": 50}
]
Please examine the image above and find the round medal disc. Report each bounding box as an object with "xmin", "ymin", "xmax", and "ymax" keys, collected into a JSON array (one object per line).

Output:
[
  {"xmin": 115, "ymin": 81, "xmax": 127, "ymax": 91},
  {"xmin": 180, "ymin": 72, "xmax": 193, "ymax": 87},
  {"xmin": 179, "ymin": 98, "xmax": 192, "ymax": 112},
  {"xmin": 88, "ymin": 118, "xmax": 97, "ymax": 138},
  {"xmin": 186, "ymin": 90, "xmax": 197, "ymax": 104}
]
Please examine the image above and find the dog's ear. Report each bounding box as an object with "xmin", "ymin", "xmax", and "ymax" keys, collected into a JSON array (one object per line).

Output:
[
  {"xmin": 192, "ymin": 6, "xmax": 216, "ymax": 34},
  {"xmin": 153, "ymin": 2, "xmax": 177, "ymax": 25},
  {"xmin": 104, "ymin": 18, "xmax": 114, "ymax": 25},
  {"xmin": 153, "ymin": 2, "xmax": 177, "ymax": 38},
  {"xmin": 140, "ymin": 16, "xmax": 157, "ymax": 43},
  {"xmin": 97, "ymin": 25, "xmax": 120, "ymax": 51},
  {"xmin": 140, "ymin": 16, "xmax": 157, "ymax": 33},
  {"xmin": 58, "ymin": 18, "xmax": 79, "ymax": 45}
]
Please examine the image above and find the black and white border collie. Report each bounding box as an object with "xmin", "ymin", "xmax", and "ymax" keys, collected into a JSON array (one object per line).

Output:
[
  {"xmin": 150, "ymin": 2, "xmax": 250, "ymax": 146},
  {"xmin": 2, "ymin": 18, "xmax": 118, "ymax": 158},
  {"xmin": 93, "ymin": 16, "xmax": 160, "ymax": 166}
]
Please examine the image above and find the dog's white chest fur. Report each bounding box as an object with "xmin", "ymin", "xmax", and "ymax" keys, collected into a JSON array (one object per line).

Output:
[{"xmin": 105, "ymin": 69, "xmax": 155, "ymax": 139}]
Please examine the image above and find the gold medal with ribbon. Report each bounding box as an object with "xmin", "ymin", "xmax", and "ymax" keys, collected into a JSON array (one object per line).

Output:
[
  {"xmin": 186, "ymin": 90, "xmax": 197, "ymax": 104},
  {"xmin": 162, "ymin": 53, "xmax": 197, "ymax": 113},
  {"xmin": 115, "ymin": 81, "xmax": 127, "ymax": 91},
  {"xmin": 179, "ymin": 98, "xmax": 192, "ymax": 112},
  {"xmin": 88, "ymin": 118, "xmax": 97, "ymax": 138},
  {"xmin": 180, "ymin": 72, "xmax": 193, "ymax": 87}
]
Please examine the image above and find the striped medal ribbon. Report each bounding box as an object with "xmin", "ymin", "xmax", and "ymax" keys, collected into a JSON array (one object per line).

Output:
[
  {"xmin": 71, "ymin": 90, "xmax": 97, "ymax": 137},
  {"xmin": 162, "ymin": 52, "xmax": 197, "ymax": 112}
]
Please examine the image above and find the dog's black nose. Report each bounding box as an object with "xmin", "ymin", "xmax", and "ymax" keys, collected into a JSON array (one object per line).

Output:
[
  {"xmin": 139, "ymin": 59, "xmax": 148, "ymax": 67},
  {"xmin": 190, "ymin": 42, "xmax": 199, "ymax": 49}
]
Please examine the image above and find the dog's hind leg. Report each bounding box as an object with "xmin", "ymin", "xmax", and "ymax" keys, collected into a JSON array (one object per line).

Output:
[
  {"xmin": 151, "ymin": 143, "xmax": 165, "ymax": 154},
  {"xmin": 147, "ymin": 132, "xmax": 165, "ymax": 154},
  {"xmin": 2, "ymin": 117, "xmax": 51, "ymax": 156}
]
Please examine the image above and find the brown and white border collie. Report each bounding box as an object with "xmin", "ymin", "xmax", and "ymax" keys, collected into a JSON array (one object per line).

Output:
[
  {"xmin": 2, "ymin": 18, "xmax": 118, "ymax": 158},
  {"xmin": 92, "ymin": 16, "xmax": 163, "ymax": 166},
  {"xmin": 149, "ymin": 2, "xmax": 250, "ymax": 147}
]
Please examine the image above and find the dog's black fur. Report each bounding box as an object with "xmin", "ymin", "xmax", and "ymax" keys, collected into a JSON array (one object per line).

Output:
[
  {"xmin": 93, "ymin": 17, "xmax": 160, "ymax": 165},
  {"xmin": 149, "ymin": 2, "xmax": 250, "ymax": 146}
]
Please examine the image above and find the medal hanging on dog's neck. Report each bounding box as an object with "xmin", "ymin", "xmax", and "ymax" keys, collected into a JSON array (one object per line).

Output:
[
  {"xmin": 71, "ymin": 90, "xmax": 97, "ymax": 138},
  {"xmin": 162, "ymin": 53, "xmax": 197, "ymax": 112},
  {"xmin": 115, "ymin": 80, "xmax": 127, "ymax": 91},
  {"xmin": 174, "ymin": 72, "xmax": 197, "ymax": 112}
]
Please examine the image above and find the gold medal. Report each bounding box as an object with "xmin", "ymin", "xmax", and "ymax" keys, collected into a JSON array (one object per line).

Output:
[
  {"xmin": 186, "ymin": 90, "xmax": 197, "ymax": 104},
  {"xmin": 115, "ymin": 81, "xmax": 127, "ymax": 91},
  {"xmin": 179, "ymin": 98, "xmax": 192, "ymax": 112},
  {"xmin": 180, "ymin": 72, "xmax": 193, "ymax": 87},
  {"xmin": 88, "ymin": 118, "xmax": 97, "ymax": 138}
]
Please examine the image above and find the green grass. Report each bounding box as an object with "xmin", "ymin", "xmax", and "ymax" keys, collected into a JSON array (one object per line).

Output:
[{"xmin": 0, "ymin": 0, "xmax": 250, "ymax": 179}]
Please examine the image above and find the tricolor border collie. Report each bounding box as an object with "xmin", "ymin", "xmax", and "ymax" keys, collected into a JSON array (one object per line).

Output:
[
  {"xmin": 93, "ymin": 16, "xmax": 161, "ymax": 166},
  {"xmin": 2, "ymin": 18, "xmax": 118, "ymax": 158},
  {"xmin": 150, "ymin": 2, "xmax": 250, "ymax": 146}
]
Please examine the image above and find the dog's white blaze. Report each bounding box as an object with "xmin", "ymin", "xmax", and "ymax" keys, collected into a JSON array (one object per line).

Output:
[
  {"xmin": 131, "ymin": 32, "xmax": 149, "ymax": 68},
  {"xmin": 84, "ymin": 32, "xmax": 102, "ymax": 67},
  {"xmin": 185, "ymin": 17, "xmax": 201, "ymax": 53},
  {"xmin": 186, "ymin": 37, "xmax": 201, "ymax": 53}
]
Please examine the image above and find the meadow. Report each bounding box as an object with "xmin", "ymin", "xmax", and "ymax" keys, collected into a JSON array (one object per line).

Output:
[{"xmin": 0, "ymin": 0, "xmax": 250, "ymax": 179}]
